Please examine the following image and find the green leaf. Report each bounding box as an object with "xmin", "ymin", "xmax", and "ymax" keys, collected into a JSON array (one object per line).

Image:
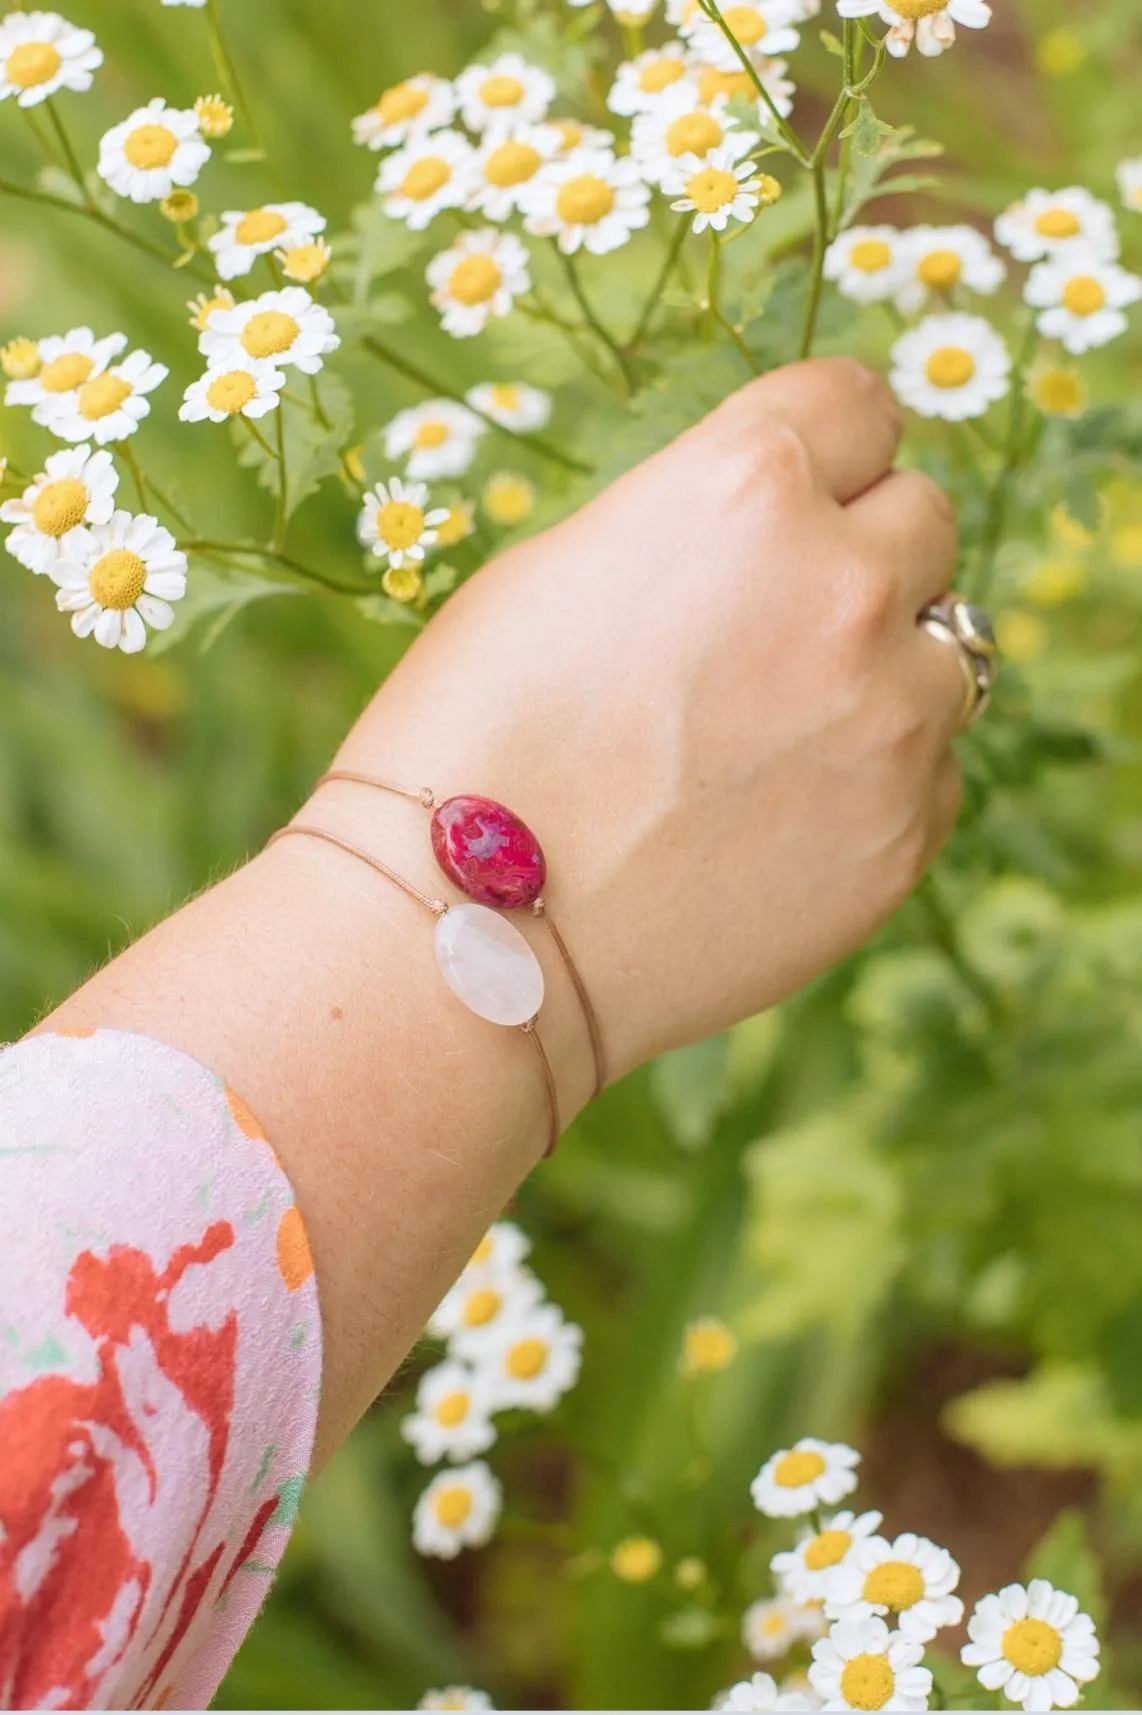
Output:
[
  {"xmin": 944, "ymin": 1363, "xmax": 1142, "ymax": 1475},
  {"xmin": 235, "ymin": 372, "xmax": 355, "ymax": 520},
  {"xmin": 1023, "ymin": 1510, "xmax": 1107, "ymax": 1627},
  {"xmin": 355, "ymin": 593, "xmax": 424, "ymax": 629},
  {"xmin": 152, "ymin": 557, "xmax": 296, "ymax": 653},
  {"xmin": 650, "ymin": 1036, "xmax": 731, "ymax": 1151},
  {"xmin": 332, "ymin": 293, "xmax": 415, "ymax": 337},
  {"xmin": 819, "ymin": 26, "xmax": 845, "ymax": 56},
  {"xmin": 658, "ymin": 1607, "xmax": 725, "ymax": 1650},
  {"xmin": 422, "ymin": 561, "xmax": 459, "ymax": 600},
  {"xmin": 845, "ymin": 100, "xmax": 891, "ymax": 158},
  {"xmin": 337, "ymin": 199, "xmax": 431, "ymax": 290}
]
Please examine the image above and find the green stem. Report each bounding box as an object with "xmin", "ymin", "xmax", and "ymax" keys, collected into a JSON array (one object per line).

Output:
[
  {"xmin": 0, "ymin": 176, "xmax": 215, "ymax": 283},
  {"xmin": 694, "ymin": 0, "xmax": 808, "ymax": 163},
  {"xmin": 627, "ymin": 216, "xmax": 689, "ymax": 352},
  {"xmin": 243, "ymin": 414, "xmax": 278, "ymax": 460},
  {"xmin": 555, "ymin": 245, "xmax": 635, "ymax": 397},
  {"xmin": 272, "ymin": 401, "xmax": 288, "ymax": 551},
  {"xmin": 707, "ymin": 232, "xmax": 760, "ymax": 374},
  {"xmin": 308, "ymin": 372, "xmax": 331, "ymax": 431},
  {"xmin": 44, "ymin": 98, "xmax": 88, "ymax": 199},
  {"xmin": 185, "ymin": 538, "xmax": 368, "ymax": 595},
  {"xmin": 967, "ymin": 317, "xmax": 1039, "ymax": 604},
  {"xmin": 517, "ymin": 293, "xmax": 615, "ymax": 391},
  {"xmin": 829, "ymin": 22, "xmax": 861, "ymax": 241},
  {"xmin": 205, "ymin": 0, "xmax": 257, "ymax": 142},
  {"xmin": 798, "ymin": 78, "xmax": 854, "ymax": 361},
  {"xmin": 117, "ymin": 442, "xmax": 148, "ymax": 512},
  {"xmin": 361, "ymin": 334, "xmax": 593, "ymax": 476},
  {"xmin": 915, "ymin": 876, "xmax": 1003, "ymax": 1026}
]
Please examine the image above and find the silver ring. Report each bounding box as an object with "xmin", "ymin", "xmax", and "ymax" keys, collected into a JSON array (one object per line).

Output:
[{"xmin": 917, "ymin": 595, "xmax": 997, "ymax": 729}]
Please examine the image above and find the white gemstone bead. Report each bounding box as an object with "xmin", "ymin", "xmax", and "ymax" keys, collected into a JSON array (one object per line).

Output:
[{"xmin": 433, "ymin": 902, "xmax": 545, "ymax": 1027}]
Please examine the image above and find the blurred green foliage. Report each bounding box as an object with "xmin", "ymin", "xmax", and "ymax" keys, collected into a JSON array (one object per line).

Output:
[{"xmin": 4, "ymin": 0, "xmax": 1142, "ymax": 1708}]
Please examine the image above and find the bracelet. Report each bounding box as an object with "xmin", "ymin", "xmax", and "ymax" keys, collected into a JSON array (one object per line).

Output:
[
  {"xmin": 315, "ymin": 770, "xmax": 607, "ymax": 1100},
  {"xmin": 266, "ymin": 823, "xmax": 564, "ymax": 1158}
]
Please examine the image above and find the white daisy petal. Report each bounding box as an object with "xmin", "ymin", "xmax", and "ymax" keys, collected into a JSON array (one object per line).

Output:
[
  {"xmin": 97, "ymin": 96, "xmax": 209, "ymax": 203},
  {"xmin": 890, "ymin": 311, "xmax": 1011, "ymax": 421},
  {"xmin": 960, "ymin": 1579, "xmax": 1100, "ymax": 1713},
  {"xmin": 51, "ymin": 508, "xmax": 188, "ymax": 652},
  {"xmin": 0, "ymin": 10, "xmax": 102, "ymax": 107}
]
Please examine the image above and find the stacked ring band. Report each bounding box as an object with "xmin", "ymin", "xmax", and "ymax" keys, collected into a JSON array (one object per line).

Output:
[{"xmin": 918, "ymin": 594, "xmax": 998, "ymax": 729}]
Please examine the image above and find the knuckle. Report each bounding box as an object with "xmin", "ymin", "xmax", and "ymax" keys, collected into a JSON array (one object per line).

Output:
[
  {"xmin": 714, "ymin": 419, "xmax": 813, "ymax": 506},
  {"xmin": 843, "ymin": 561, "xmax": 897, "ymax": 639}
]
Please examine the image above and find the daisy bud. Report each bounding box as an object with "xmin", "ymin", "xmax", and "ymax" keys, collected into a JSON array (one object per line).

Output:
[
  {"xmin": 277, "ymin": 237, "xmax": 332, "ymax": 283},
  {"xmin": 681, "ymin": 1315, "xmax": 739, "ymax": 1376},
  {"xmin": 161, "ymin": 189, "xmax": 199, "ymax": 223},
  {"xmin": 382, "ymin": 563, "xmax": 424, "ymax": 604},
  {"xmin": 1029, "ymin": 365, "xmax": 1087, "ymax": 418},
  {"xmin": 186, "ymin": 287, "xmax": 236, "ymax": 332},
  {"xmin": 753, "ymin": 174, "xmax": 783, "ymax": 208},
  {"xmin": 1, "ymin": 337, "xmax": 41, "ymax": 381},
  {"xmin": 435, "ymin": 500, "xmax": 476, "ymax": 548},
  {"xmin": 194, "ymin": 93, "xmax": 234, "ymax": 139},
  {"xmin": 482, "ymin": 472, "xmax": 536, "ymax": 526},
  {"xmin": 675, "ymin": 1556, "xmax": 708, "ymax": 1591},
  {"xmin": 342, "ymin": 445, "xmax": 367, "ymax": 485},
  {"xmin": 610, "ymin": 1536, "xmax": 663, "ymax": 1583}
]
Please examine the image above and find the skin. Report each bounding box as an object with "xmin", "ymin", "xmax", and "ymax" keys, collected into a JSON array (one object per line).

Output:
[{"xmin": 42, "ymin": 358, "xmax": 966, "ymax": 1466}]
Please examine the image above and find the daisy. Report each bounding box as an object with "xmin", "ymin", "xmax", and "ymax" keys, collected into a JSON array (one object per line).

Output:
[
  {"xmin": 772, "ymin": 1511, "xmax": 884, "ymax": 1605},
  {"xmin": 455, "ymin": 52, "xmax": 555, "ymax": 134},
  {"xmin": 468, "ymin": 122, "xmax": 562, "ymax": 222},
  {"xmin": 465, "ymin": 382, "xmax": 552, "ymax": 433},
  {"xmin": 435, "ymin": 499, "xmax": 476, "ymax": 548},
  {"xmin": 744, "ymin": 1596, "xmax": 827, "ymax": 1662},
  {"xmin": 208, "ymin": 202, "xmax": 326, "ymax": 281},
  {"xmin": 896, "ymin": 223, "xmax": 1006, "ymax": 312},
  {"xmin": 376, "ymin": 130, "xmax": 476, "ymax": 231},
  {"xmin": 1, "ymin": 444, "xmax": 117, "ymax": 575},
  {"xmin": 97, "ymin": 98, "xmax": 210, "ymax": 204},
  {"xmin": 994, "ymin": 187, "xmax": 1119, "ymax": 264},
  {"xmin": 824, "ymin": 226, "xmax": 908, "ymax": 302},
  {"xmin": 426, "ymin": 229, "xmax": 531, "ymax": 339},
  {"xmin": 722, "ymin": 1673, "xmax": 816, "ymax": 1713},
  {"xmin": 482, "ymin": 472, "xmax": 537, "ymax": 527},
  {"xmin": 1023, "ymin": 255, "xmax": 1142, "ymax": 354},
  {"xmin": 547, "ymin": 117, "xmax": 616, "ymax": 154},
  {"xmin": 607, "ymin": 44, "xmax": 691, "ymax": 118},
  {"xmin": 961, "ymin": 1580, "xmax": 1100, "ymax": 1714},
  {"xmin": 683, "ymin": 0, "xmax": 803, "ymax": 71},
  {"xmin": 46, "ymin": 347, "xmax": 167, "ymax": 445},
  {"xmin": 689, "ymin": 58, "xmax": 794, "ymax": 121},
  {"xmin": 666, "ymin": 146, "xmax": 765, "ymax": 235},
  {"xmin": 0, "ymin": 335, "xmax": 41, "ymax": 379},
  {"xmin": 835, "ymin": 0, "xmax": 991, "ymax": 59},
  {"xmin": 889, "ymin": 312, "xmax": 1011, "ymax": 421},
  {"xmin": 466, "ymin": 1220, "xmax": 531, "ymax": 1274},
  {"xmin": 53, "ymin": 510, "xmax": 187, "ymax": 654},
  {"xmin": 276, "ymin": 238, "xmax": 332, "ymax": 284},
  {"xmin": 194, "ymin": 94, "xmax": 232, "ymax": 138},
  {"xmin": 198, "ymin": 285, "xmax": 340, "ymax": 373},
  {"xmin": 825, "ymin": 1532, "xmax": 963, "ymax": 1644},
  {"xmin": 4, "ymin": 326, "xmax": 126, "ymax": 421},
  {"xmin": 358, "ymin": 477, "xmax": 449, "ymax": 572},
  {"xmin": 479, "ymin": 1301, "xmax": 584, "ymax": 1413},
  {"xmin": 401, "ymin": 1360, "xmax": 498, "ymax": 1465},
  {"xmin": 632, "ymin": 85, "xmax": 757, "ymax": 187},
  {"xmin": 610, "ymin": 1536, "xmax": 663, "ymax": 1583},
  {"xmin": 384, "ymin": 400, "xmax": 486, "ymax": 481},
  {"xmin": 417, "ymin": 1691, "xmax": 494, "ymax": 1712},
  {"xmin": 0, "ymin": 10, "xmax": 101, "ymax": 106},
  {"xmin": 179, "ymin": 355, "xmax": 285, "ymax": 424},
  {"xmin": 751, "ymin": 1439, "xmax": 861, "ymax": 1519},
  {"xmin": 1027, "ymin": 363, "xmax": 1087, "ymax": 419},
  {"xmin": 810, "ymin": 1616, "xmax": 931, "ymax": 1713},
  {"xmin": 352, "ymin": 73, "xmax": 455, "ymax": 152},
  {"xmin": 1116, "ymin": 158, "xmax": 1142, "ymax": 216},
  {"xmin": 412, "ymin": 1460, "xmax": 502, "ymax": 1560},
  {"xmin": 429, "ymin": 1262, "xmax": 544, "ymax": 1354},
  {"xmin": 187, "ymin": 286, "xmax": 236, "ymax": 332},
  {"xmin": 679, "ymin": 1314, "xmax": 738, "ymax": 1377},
  {"xmin": 520, "ymin": 146, "xmax": 651, "ymax": 256}
]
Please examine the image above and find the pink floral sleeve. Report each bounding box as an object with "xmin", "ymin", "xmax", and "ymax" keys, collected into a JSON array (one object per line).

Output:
[{"xmin": 0, "ymin": 1029, "xmax": 322, "ymax": 1711}]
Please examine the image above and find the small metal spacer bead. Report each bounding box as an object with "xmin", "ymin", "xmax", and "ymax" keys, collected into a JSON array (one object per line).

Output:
[
  {"xmin": 419, "ymin": 786, "xmax": 438, "ymax": 810},
  {"xmin": 429, "ymin": 898, "xmax": 450, "ymax": 918}
]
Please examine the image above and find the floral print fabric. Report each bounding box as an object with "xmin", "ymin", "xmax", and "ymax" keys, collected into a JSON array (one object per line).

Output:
[{"xmin": 0, "ymin": 1029, "xmax": 322, "ymax": 1710}]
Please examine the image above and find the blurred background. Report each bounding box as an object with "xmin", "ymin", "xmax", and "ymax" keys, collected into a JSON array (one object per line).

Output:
[{"xmin": 4, "ymin": 0, "xmax": 1142, "ymax": 1707}]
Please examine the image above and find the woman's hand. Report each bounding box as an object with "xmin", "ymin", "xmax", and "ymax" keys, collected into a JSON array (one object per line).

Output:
[{"xmin": 327, "ymin": 356, "xmax": 965, "ymax": 1105}]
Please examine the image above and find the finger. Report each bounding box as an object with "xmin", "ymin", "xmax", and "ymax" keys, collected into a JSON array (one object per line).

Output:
[
  {"xmin": 920, "ymin": 753, "xmax": 964, "ymax": 872},
  {"xmin": 846, "ymin": 467, "xmax": 959, "ymax": 615},
  {"xmin": 910, "ymin": 619, "xmax": 980, "ymax": 748},
  {"xmin": 712, "ymin": 357, "xmax": 904, "ymax": 506}
]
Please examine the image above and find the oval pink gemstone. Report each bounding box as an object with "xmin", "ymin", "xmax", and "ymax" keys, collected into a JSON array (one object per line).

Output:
[{"xmin": 430, "ymin": 794, "xmax": 547, "ymax": 910}]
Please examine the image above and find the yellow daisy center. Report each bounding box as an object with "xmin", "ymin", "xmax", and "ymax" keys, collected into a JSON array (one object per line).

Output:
[
  {"xmin": 433, "ymin": 1485, "xmax": 473, "ymax": 1529},
  {"xmin": 889, "ymin": 0, "xmax": 947, "ymax": 15},
  {"xmin": 917, "ymin": 248, "xmax": 963, "ymax": 288},
  {"xmin": 377, "ymin": 501, "xmax": 426, "ymax": 549},
  {"xmin": 1, "ymin": 336, "xmax": 41, "ymax": 380},
  {"xmin": 90, "ymin": 548, "xmax": 148, "ymax": 611},
  {"xmin": 480, "ymin": 74, "xmax": 525, "ymax": 109},
  {"xmin": 449, "ymin": 254, "xmax": 502, "ymax": 306},
  {"xmin": 189, "ymin": 290, "xmax": 235, "ymax": 333},
  {"xmin": 687, "ymin": 165, "xmax": 739, "ymax": 213},
  {"xmin": 1061, "ymin": 274, "xmax": 1107, "ymax": 315},
  {"xmin": 401, "ymin": 157, "xmax": 451, "ymax": 201},
  {"xmin": 414, "ymin": 420, "xmax": 450, "ymax": 450},
  {"xmin": 506, "ymin": 1336, "xmax": 549, "ymax": 1380},
  {"xmin": 723, "ymin": 5, "xmax": 768, "ymax": 44},
  {"xmin": 77, "ymin": 374, "xmax": 133, "ymax": 421},
  {"xmin": 611, "ymin": 1537, "xmax": 662, "ymax": 1582},
  {"xmin": 433, "ymin": 1390, "xmax": 471, "ymax": 1428},
  {"xmin": 556, "ymin": 173, "xmax": 615, "ymax": 226},
  {"xmin": 1002, "ymin": 1618, "xmax": 1063, "ymax": 1677},
  {"xmin": 378, "ymin": 82, "xmax": 430, "ymax": 126},
  {"xmin": 863, "ymin": 1560, "xmax": 925, "ymax": 1612},
  {"xmin": 241, "ymin": 310, "xmax": 301, "ymax": 358},
  {"xmin": 1033, "ymin": 367, "xmax": 1084, "ymax": 415},
  {"xmin": 697, "ymin": 66, "xmax": 755, "ymax": 104},
  {"xmin": 925, "ymin": 345, "xmax": 976, "ymax": 388},
  {"xmin": 839, "ymin": 1655, "xmax": 895, "ymax": 1713},
  {"xmin": 206, "ymin": 370, "xmax": 258, "ymax": 414},
  {"xmin": 280, "ymin": 242, "xmax": 329, "ymax": 282},
  {"xmin": 666, "ymin": 111, "xmax": 724, "ymax": 158},
  {"xmin": 773, "ymin": 1450, "xmax": 827, "ymax": 1488},
  {"xmin": 682, "ymin": 1318, "xmax": 737, "ymax": 1373},
  {"xmin": 484, "ymin": 139, "xmax": 542, "ymax": 188},
  {"xmin": 761, "ymin": 1612, "xmax": 790, "ymax": 1637},
  {"xmin": 194, "ymin": 94, "xmax": 233, "ymax": 139},
  {"xmin": 40, "ymin": 351, "xmax": 95, "ymax": 393},
  {"xmin": 6, "ymin": 39, "xmax": 61, "ymax": 89},
  {"xmin": 490, "ymin": 383, "xmax": 520, "ymax": 412},
  {"xmin": 803, "ymin": 1528, "xmax": 853, "ymax": 1572},
  {"xmin": 1034, "ymin": 207, "xmax": 1082, "ymax": 239},
  {"xmin": 849, "ymin": 239, "xmax": 893, "ymax": 273},
  {"xmin": 436, "ymin": 504, "xmax": 474, "ymax": 547},
  {"xmin": 484, "ymin": 476, "xmax": 535, "ymax": 524},
  {"xmin": 462, "ymin": 1286, "xmax": 501, "ymax": 1326},
  {"xmin": 471, "ymin": 1234, "xmax": 495, "ymax": 1265},
  {"xmin": 638, "ymin": 56, "xmax": 686, "ymax": 94},
  {"xmin": 32, "ymin": 478, "xmax": 89, "ymax": 537},
  {"xmin": 235, "ymin": 208, "xmax": 289, "ymax": 246},
  {"xmin": 123, "ymin": 124, "xmax": 179, "ymax": 170}
]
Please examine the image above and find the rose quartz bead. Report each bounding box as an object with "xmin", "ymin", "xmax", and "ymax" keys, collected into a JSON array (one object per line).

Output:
[
  {"xmin": 430, "ymin": 794, "xmax": 547, "ymax": 910},
  {"xmin": 434, "ymin": 903, "xmax": 545, "ymax": 1026}
]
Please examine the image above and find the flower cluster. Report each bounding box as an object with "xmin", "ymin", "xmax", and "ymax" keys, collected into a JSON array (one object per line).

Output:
[
  {"xmin": 407, "ymin": 1220, "xmax": 583, "ymax": 1560},
  {"xmin": 735, "ymin": 1437, "xmax": 1102, "ymax": 1713}
]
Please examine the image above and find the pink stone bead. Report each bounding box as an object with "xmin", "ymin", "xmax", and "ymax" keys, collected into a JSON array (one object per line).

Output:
[{"xmin": 430, "ymin": 795, "xmax": 547, "ymax": 910}]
